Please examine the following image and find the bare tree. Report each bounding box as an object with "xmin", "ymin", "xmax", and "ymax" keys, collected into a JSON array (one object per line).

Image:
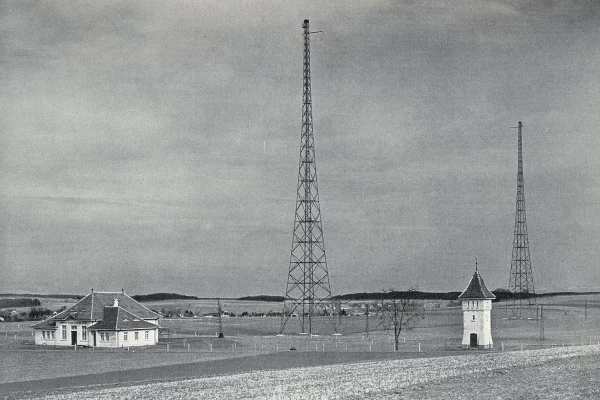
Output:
[{"xmin": 377, "ymin": 289, "xmax": 424, "ymax": 351}]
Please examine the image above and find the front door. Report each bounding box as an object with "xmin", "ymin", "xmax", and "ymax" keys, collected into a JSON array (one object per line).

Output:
[
  {"xmin": 71, "ymin": 330, "xmax": 77, "ymax": 345},
  {"xmin": 470, "ymin": 333, "xmax": 478, "ymax": 348},
  {"xmin": 93, "ymin": 332, "xmax": 96, "ymax": 347}
]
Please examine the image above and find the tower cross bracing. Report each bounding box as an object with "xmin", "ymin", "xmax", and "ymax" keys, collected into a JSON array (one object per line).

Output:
[
  {"xmin": 280, "ymin": 19, "xmax": 334, "ymax": 335},
  {"xmin": 508, "ymin": 121, "xmax": 536, "ymax": 313}
]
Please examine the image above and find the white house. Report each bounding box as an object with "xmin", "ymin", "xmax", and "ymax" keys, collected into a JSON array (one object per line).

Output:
[
  {"xmin": 32, "ymin": 290, "xmax": 160, "ymax": 348},
  {"xmin": 458, "ymin": 265, "xmax": 495, "ymax": 349}
]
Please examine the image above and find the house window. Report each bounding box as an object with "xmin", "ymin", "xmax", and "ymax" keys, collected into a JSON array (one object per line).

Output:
[
  {"xmin": 145, "ymin": 331, "xmax": 149, "ymax": 340},
  {"xmin": 124, "ymin": 332, "xmax": 128, "ymax": 341},
  {"xmin": 62, "ymin": 325, "xmax": 67, "ymax": 340},
  {"xmin": 82, "ymin": 326, "xmax": 87, "ymax": 341},
  {"xmin": 51, "ymin": 331, "xmax": 55, "ymax": 339},
  {"xmin": 134, "ymin": 332, "xmax": 139, "ymax": 340},
  {"xmin": 42, "ymin": 331, "xmax": 46, "ymax": 339}
]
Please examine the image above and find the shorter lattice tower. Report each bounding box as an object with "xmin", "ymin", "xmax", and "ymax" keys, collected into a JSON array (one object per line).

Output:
[
  {"xmin": 508, "ymin": 121, "xmax": 536, "ymax": 315},
  {"xmin": 280, "ymin": 19, "xmax": 334, "ymax": 335}
]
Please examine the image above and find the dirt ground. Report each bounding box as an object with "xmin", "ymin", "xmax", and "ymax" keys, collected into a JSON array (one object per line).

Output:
[
  {"xmin": 378, "ymin": 352, "xmax": 600, "ymax": 400},
  {"xmin": 0, "ymin": 351, "xmax": 451, "ymax": 398}
]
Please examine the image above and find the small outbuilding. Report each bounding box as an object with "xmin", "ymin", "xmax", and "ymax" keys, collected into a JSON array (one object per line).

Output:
[
  {"xmin": 32, "ymin": 290, "xmax": 160, "ymax": 347},
  {"xmin": 458, "ymin": 263, "xmax": 495, "ymax": 349}
]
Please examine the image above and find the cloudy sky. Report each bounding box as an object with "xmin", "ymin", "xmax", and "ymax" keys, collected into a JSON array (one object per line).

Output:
[{"xmin": 1, "ymin": 0, "xmax": 599, "ymax": 297}]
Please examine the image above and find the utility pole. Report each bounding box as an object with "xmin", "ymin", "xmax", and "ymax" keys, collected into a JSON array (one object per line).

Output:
[
  {"xmin": 539, "ymin": 304, "xmax": 544, "ymax": 341},
  {"xmin": 365, "ymin": 304, "xmax": 370, "ymax": 337},
  {"xmin": 217, "ymin": 298, "xmax": 225, "ymax": 338},
  {"xmin": 281, "ymin": 19, "xmax": 334, "ymax": 335},
  {"xmin": 508, "ymin": 121, "xmax": 536, "ymax": 317}
]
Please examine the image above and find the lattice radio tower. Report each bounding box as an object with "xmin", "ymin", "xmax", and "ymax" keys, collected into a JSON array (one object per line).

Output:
[
  {"xmin": 280, "ymin": 19, "xmax": 334, "ymax": 335},
  {"xmin": 508, "ymin": 121, "xmax": 536, "ymax": 315}
]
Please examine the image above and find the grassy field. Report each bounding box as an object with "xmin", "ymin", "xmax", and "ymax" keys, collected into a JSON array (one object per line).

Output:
[
  {"xmin": 0, "ymin": 294, "xmax": 598, "ymax": 398},
  {"xmin": 5, "ymin": 345, "xmax": 598, "ymax": 399}
]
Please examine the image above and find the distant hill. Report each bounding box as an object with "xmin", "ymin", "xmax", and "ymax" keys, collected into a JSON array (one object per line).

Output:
[
  {"xmin": 0, "ymin": 293, "xmax": 81, "ymax": 300},
  {"xmin": 333, "ymin": 291, "xmax": 462, "ymax": 301},
  {"xmin": 236, "ymin": 290, "xmax": 600, "ymax": 303},
  {"xmin": 237, "ymin": 295, "xmax": 285, "ymax": 302},
  {"xmin": 337, "ymin": 290, "xmax": 600, "ymax": 302},
  {"xmin": 0, "ymin": 298, "xmax": 41, "ymax": 309},
  {"xmin": 131, "ymin": 293, "xmax": 201, "ymax": 302}
]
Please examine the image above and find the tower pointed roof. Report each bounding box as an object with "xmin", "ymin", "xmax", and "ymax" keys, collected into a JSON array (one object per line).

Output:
[{"xmin": 458, "ymin": 269, "xmax": 496, "ymax": 300}]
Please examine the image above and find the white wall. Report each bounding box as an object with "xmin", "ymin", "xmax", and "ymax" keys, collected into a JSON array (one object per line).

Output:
[
  {"xmin": 461, "ymin": 299, "xmax": 493, "ymax": 348},
  {"xmin": 35, "ymin": 322, "xmax": 94, "ymax": 347},
  {"xmin": 35, "ymin": 321, "xmax": 159, "ymax": 347},
  {"xmin": 118, "ymin": 329, "xmax": 158, "ymax": 347},
  {"xmin": 34, "ymin": 329, "xmax": 57, "ymax": 346}
]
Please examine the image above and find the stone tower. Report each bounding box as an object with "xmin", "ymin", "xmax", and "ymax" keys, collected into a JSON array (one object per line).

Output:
[{"xmin": 458, "ymin": 263, "xmax": 496, "ymax": 349}]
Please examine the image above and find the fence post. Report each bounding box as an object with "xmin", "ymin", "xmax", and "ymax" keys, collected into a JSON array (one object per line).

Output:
[
  {"xmin": 501, "ymin": 342, "xmax": 504, "ymax": 351},
  {"xmin": 188, "ymin": 344, "xmax": 190, "ymax": 352},
  {"xmin": 210, "ymin": 343, "xmax": 212, "ymax": 352},
  {"xmin": 418, "ymin": 343, "xmax": 421, "ymax": 352},
  {"xmin": 369, "ymin": 343, "xmax": 372, "ymax": 352},
  {"xmin": 167, "ymin": 343, "xmax": 170, "ymax": 352}
]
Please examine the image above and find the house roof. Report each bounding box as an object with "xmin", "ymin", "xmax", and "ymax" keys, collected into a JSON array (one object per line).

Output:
[
  {"xmin": 88, "ymin": 306, "xmax": 158, "ymax": 331},
  {"xmin": 458, "ymin": 270, "xmax": 496, "ymax": 300},
  {"xmin": 32, "ymin": 291, "xmax": 159, "ymax": 329}
]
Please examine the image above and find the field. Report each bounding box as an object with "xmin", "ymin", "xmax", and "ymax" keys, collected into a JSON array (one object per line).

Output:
[
  {"xmin": 0, "ymin": 294, "xmax": 599, "ymax": 398},
  {"xmin": 3, "ymin": 346, "xmax": 599, "ymax": 399}
]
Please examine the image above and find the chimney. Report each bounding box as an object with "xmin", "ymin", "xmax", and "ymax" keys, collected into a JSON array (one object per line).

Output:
[{"xmin": 113, "ymin": 298, "xmax": 119, "ymax": 307}]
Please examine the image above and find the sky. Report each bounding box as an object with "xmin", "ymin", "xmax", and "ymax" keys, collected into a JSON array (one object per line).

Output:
[{"xmin": 1, "ymin": 0, "xmax": 599, "ymax": 297}]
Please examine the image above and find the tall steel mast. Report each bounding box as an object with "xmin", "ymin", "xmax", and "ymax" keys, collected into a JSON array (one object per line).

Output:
[
  {"xmin": 508, "ymin": 121, "xmax": 536, "ymax": 315},
  {"xmin": 281, "ymin": 19, "xmax": 334, "ymax": 335}
]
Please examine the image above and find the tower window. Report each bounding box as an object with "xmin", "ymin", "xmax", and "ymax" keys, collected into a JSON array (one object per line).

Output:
[{"xmin": 472, "ymin": 315, "xmax": 475, "ymax": 321}]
